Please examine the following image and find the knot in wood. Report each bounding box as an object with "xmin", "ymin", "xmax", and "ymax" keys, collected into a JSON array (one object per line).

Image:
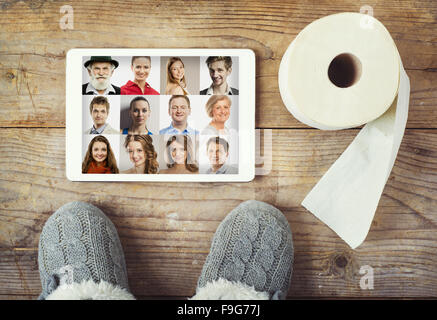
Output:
[
  {"xmin": 335, "ymin": 255, "xmax": 348, "ymax": 268},
  {"xmin": 6, "ymin": 72, "xmax": 15, "ymax": 80}
]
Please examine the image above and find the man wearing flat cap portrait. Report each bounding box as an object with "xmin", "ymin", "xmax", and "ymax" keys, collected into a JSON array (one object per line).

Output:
[{"xmin": 82, "ymin": 56, "xmax": 121, "ymax": 95}]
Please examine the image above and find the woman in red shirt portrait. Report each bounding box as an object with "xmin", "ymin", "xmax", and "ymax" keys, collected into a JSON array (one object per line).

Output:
[
  {"xmin": 120, "ymin": 56, "xmax": 160, "ymax": 95},
  {"xmin": 82, "ymin": 135, "xmax": 119, "ymax": 174}
]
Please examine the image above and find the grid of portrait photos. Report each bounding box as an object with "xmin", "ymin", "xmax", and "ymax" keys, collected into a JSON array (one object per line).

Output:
[{"xmin": 81, "ymin": 55, "xmax": 239, "ymax": 175}]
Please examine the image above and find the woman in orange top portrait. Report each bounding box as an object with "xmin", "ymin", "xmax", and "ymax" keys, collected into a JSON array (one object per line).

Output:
[{"xmin": 82, "ymin": 135, "xmax": 119, "ymax": 174}]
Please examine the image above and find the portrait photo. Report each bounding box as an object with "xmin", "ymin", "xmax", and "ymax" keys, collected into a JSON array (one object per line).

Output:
[
  {"xmin": 116, "ymin": 56, "xmax": 161, "ymax": 95},
  {"xmin": 120, "ymin": 95, "xmax": 160, "ymax": 135},
  {"xmin": 199, "ymin": 56, "xmax": 239, "ymax": 95},
  {"xmin": 82, "ymin": 95, "xmax": 120, "ymax": 135},
  {"xmin": 159, "ymin": 95, "xmax": 200, "ymax": 135},
  {"xmin": 157, "ymin": 134, "xmax": 199, "ymax": 174},
  {"xmin": 197, "ymin": 95, "xmax": 239, "ymax": 136},
  {"xmin": 118, "ymin": 134, "xmax": 160, "ymax": 174},
  {"xmin": 82, "ymin": 134, "xmax": 120, "ymax": 174},
  {"xmin": 82, "ymin": 56, "xmax": 121, "ymax": 95},
  {"xmin": 160, "ymin": 56, "xmax": 200, "ymax": 95},
  {"xmin": 199, "ymin": 134, "xmax": 238, "ymax": 174}
]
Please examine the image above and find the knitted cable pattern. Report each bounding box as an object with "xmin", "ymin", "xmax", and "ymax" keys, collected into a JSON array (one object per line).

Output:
[
  {"xmin": 38, "ymin": 202, "xmax": 129, "ymax": 299},
  {"xmin": 197, "ymin": 200, "xmax": 294, "ymax": 299}
]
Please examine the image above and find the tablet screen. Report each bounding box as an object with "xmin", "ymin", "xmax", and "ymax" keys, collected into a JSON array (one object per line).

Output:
[{"xmin": 66, "ymin": 49, "xmax": 255, "ymax": 182}]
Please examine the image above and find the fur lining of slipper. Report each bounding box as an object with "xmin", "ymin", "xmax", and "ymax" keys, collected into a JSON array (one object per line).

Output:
[
  {"xmin": 191, "ymin": 278, "xmax": 269, "ymax": 300},
  {"xmin": 45, "ymin": 279, "xmax": 135, "ymax": 300}
]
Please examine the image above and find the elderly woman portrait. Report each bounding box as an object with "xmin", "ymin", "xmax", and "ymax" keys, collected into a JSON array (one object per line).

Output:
[
  {"xmin": 120, "ymin": 56, "xmax": 160, "ymax": 95},
  {"xmin": 165, "ymin": 57, "xmax": 190, "ymax": 95},
  {"xmin": 201, "ymin": 95, "xmax": 232, "ymax": 135},
  {"xmin": 121, "ymin": 96, "xmax": 153, "ymax": 135},
  {"xmin": 82, "ymin": 135, "xmax": 119, "ymax": 174},
  {"xmin": 159, "ymin": 135, "xmax": 198, "ymax": 174},
  {"xmin": 121, "ymin": 135, "xmax": 159, "ymax": 174}
]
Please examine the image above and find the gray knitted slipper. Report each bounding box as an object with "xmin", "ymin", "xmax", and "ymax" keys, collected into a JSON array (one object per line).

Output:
[
  {"xmin": 192, "ymin": 200, "xmax": 294, "ymax": 300},
  {"xmin": 37, "ymin": 201, "xmax": 134, "ymax": 300}
]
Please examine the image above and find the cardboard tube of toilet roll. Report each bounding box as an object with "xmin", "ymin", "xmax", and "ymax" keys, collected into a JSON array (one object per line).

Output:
[{"xmin": 278, "ymin": 13, "xmax": 410, "ymax": 249}]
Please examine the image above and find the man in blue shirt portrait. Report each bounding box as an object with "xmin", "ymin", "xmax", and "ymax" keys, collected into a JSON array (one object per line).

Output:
[{"xmin": 159, "ymin": 95, "xmax": 199, "ymax": 135}]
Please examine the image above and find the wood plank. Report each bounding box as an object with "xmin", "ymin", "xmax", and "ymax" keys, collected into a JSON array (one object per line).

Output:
[
  {"xmin": 0, "ymin": 0, "xmax": 436, "ymax": 128},
  {"xmin": 1, "ymin": 243, "xmax": 436, "ymax": 298},
  {"xmin": 0, "ymin": 128, "xmax": 436, "ymax": 298}
]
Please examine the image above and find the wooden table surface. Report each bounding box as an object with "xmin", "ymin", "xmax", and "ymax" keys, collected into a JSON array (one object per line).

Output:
[{"xmin": 0, "ymin": 0, "xmax": 436, "ymax": 299}]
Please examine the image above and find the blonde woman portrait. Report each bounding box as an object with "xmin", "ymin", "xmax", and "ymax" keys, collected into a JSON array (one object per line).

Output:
[
  {"xmin": 201, "ymin": 95, "xmax": 232, "ymax": 135},
  {"xmin": 165, "ymin": 57, "xmax": 190, "ymax": 95}
]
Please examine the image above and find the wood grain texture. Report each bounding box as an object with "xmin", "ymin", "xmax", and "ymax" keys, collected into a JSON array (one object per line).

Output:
[
  {"xmin": 0, "ymin": 128, "xmax": 436, "ymax": 298},
  {"xmin": 0, "ymin": 0, "xmax": 436, "ymax": 299},
  {"xmin": 0, "ymin": 0, "xmax": 436, "ymax": 128}
]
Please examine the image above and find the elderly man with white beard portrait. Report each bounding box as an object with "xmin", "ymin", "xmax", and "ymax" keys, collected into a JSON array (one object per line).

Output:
[{"xmin": 82, "ymin": 56, "xmax": 121, "ymax": 95}]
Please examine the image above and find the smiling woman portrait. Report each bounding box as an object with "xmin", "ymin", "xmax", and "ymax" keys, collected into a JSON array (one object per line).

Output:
[
  {"xmin": 160, "ymin": 135, "xmax": 198, "ymax": 174},
  {"xmin": 82, "ymin": 135, "xmax": 119, "ymax": 174},
  {"xmin": 120, "ymin": 56, "xmax": 160, "ymax": 95},
  {"xmin": 165, "ymin": 57, "xmax": 190, "ymax": 95},
  {"xmin": 201, "ymin": 95, "xmax": 232, "ymax": 135},
  {"xmin": 121, "ymin": 134, "xmax": 159, "ymax": 174}
]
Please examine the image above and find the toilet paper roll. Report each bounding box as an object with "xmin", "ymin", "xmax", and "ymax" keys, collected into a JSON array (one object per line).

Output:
[{"xmin": 278, "ymin": 13, "xmax": 410, "ymax": 249}]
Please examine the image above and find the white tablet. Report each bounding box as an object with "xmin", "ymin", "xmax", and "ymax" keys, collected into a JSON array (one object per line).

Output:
[{"xmin": 66, "ymin": 49, "xmax": 255, "ymax": 182}]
